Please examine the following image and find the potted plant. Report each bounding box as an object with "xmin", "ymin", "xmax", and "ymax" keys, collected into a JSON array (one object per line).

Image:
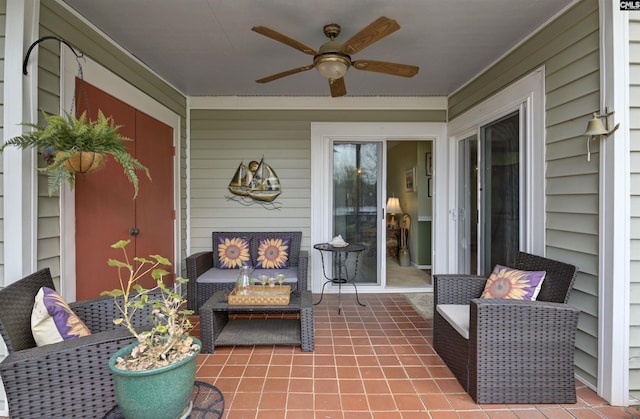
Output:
[
  {"xmin": 0, "ymin": 110, "xmax": 150, "ymax": 197},
  {"xmin": 101, "ymin": 239, "xmax": 201, "ymax": 419}
]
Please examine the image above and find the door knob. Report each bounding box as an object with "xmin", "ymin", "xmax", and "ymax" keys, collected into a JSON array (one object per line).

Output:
[{"xmin": 130, "ymin": 228, "xmax": 140, "ymax": 236}]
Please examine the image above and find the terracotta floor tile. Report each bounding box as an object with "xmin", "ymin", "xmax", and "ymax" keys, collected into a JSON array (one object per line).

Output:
[
  {"xmin": 314, "ymin": 410, "xmax": 344, "ymax": 419},
  {"xmin": 263, "ymin": 377, "xmax": 290, "ymax": 392},
  {"xmin": 337, "ymin": 366, "xmax": 361, "ymax": 379},
  {"xmin": 370, "ymin": 412, "xmax": 402, "ymax": 419},
  {"xmin": 184, "ymin": 293, "xmax": 628, "ymax": 418},
  {"xmin": 258, "ymin": 392, "xmax": 287, "ymax": 410},
  {"xmin": 315, "ymin": 393, "xmax": 343, "ymax": 410},
  {"xmin": 367, "ymin": 394, "xmax": 397, "ymax": 411},
  {"xmin": 225, "ymin": 408, "xmax": 258, "ymax": 419},
  {"xmin": 238, "ymin": 377, "xmax": 266, "ymax": 392},
  {"xmin": 229, "ymin": 391, "xmax": 262, "ymax": 410},
  {"xmin": 287, "ymin": 392, "xmax": 314, "ymax": 410},
  {"xmin": 393, "ymin": 394, "xmax": 425, "ymax": 411},
  {"xmin": 458, "ymin": 412, "xmax": 491, "ymax": 418},
  {"xmin": 339, "ymin": 379, "xmax": 366, "ymax": 394},
  {"xmin": 426, "ymin": 411, "xmax": 459, "ymax": 419},
  {"xmin": 565, "ymin": 407, "xmax": 608, "ymax": 418},
  {"xmin": 343, "ymin": 411, "xmax": 374, "ymax": 419},
  {"xmin": 289, "ymin": 378, "xmax": 314, "ymax": 393},
  {"xmin": 446, "ymin": 393, "xmax": 482, "ymax": 411},
  {"xmin": 341, "ymin": 394, "xmax": 370, "ymax": 411},
  {"xmin": 363, "ymin": 379, "xmax": 391, "ymax": 394},
  {"xmin": 420, "ymin": 394, "xmax": 453, "ymax": 411},
  {"xmin": 387, "ymin": 379, "xmax": 416, "ymax": 394},
  {"xmin": 410, "ymin": 378, "xmax": 440, "ymax": 394},
  {"xmin": 286, "ymin": 410, "xmax": 315, "ymax": 419}
]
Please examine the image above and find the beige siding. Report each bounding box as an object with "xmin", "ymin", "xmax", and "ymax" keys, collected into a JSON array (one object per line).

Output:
[
  {"xmin": 189, "ymin": 109, "xmax": 445, "ymax": 256},
  {"xmin": 37, "ymin": 0, "xmax": 188, "ymax": 276},
  {"xmin": 629, "ymin": 11, "xmax": 640, "ymax": 399},
  {"xmin": 449, "ymin": 0, "xmax": 600, "ymax": 387}
]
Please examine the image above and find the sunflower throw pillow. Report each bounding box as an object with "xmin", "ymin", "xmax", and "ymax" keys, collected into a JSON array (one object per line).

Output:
[
  {"xmin": 216, "ymin": 236, "xmax": 251, "ymax": 269},
  {"xmin": 31, "ymin": 287, "xmax": 92, "ymax": 346},
  {"xmin": 255, "ymin": 236, "xmax": 290, "ymax": 269},
  {"xmin": 481, "ymin": 264, "xmax": 546, "ymax": 301}
]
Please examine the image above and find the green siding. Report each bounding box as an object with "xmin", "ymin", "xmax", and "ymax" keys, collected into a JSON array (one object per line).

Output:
[
  {"xmin": 629, "ymin": 11, "xmax": 640, "ymax": 398},
  {"xmin": 37, "ymin": 0, "xmax": 189, "ymax": 275},
  {"xmin": 449, "ymin": 0, "xmax": 600, "ymax": 387},
  {"xmin": 189, "ymin": 109, "xmax": 445, "ymax": 256},
  {"xmin": 0, "ymin": 0, "xmax": 4, "ymax": 290}
]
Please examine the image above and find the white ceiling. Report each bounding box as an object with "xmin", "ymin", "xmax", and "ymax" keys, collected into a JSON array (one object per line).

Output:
[{"xmin": 61, "ymin": 0, "xmax": 576, "ymax": 98}]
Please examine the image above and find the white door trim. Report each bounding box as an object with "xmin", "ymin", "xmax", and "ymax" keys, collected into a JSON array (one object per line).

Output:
[{"xmin": 310, "ymin": 122, "xmax": 447, "ymax": 294}]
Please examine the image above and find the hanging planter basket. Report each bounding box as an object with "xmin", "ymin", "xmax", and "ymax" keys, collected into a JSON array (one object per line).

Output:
[{"xmin": 56, "ymin": 151, "xmax": 106, "ymax": 174}]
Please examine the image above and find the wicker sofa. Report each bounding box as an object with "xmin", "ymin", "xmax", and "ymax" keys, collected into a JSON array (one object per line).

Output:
[
  {"xmin": 0, "ymin": 268, "xmax": 154, "ymax": 418},
  {"xmin": 433, "ymin": 251, "xmax": 579, "ymax": 404},
  {"xmin": 186, "ymin": 231, "xmax": 308, "ymax": 311}
]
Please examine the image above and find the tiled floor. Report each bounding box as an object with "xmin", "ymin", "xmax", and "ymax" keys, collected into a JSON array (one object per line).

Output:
[{"xmin": 192, "ymin": 293, "xmax": 640, "ymax": 419}]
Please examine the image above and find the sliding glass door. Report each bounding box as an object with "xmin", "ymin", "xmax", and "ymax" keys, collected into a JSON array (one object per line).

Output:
[
  {"xmin": 333, "ymin": 142, "xmax": 381, "ymax": 284},
  {"xmin": 458, "ymin": 111, "xmax": 522, "ymax": 276}
]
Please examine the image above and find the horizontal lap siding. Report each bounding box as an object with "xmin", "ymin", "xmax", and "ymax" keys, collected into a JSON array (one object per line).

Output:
[
  {"xmin": 189, "ymin": 109, "xmax": 444, "ymax": 256},
  {"xmin": 449, "ymin": 0, "xmax": 600, "ymax": 387},
  {"xmin": 0, "ymin": 0, "xmax": 4, "ymax": 290},
  {"xmin": 0, "ymin": 2, "xmax": 5, "ymax": 414},
  {"xmin": 629, "ymin": 12, "xmax": 640, "ymax": 397},
  {"xmin": 38, "ymin": 0, "xmax": 188, "ymax": 274}
]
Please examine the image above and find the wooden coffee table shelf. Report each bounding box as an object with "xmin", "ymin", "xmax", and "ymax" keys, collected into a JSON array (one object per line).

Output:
[{"xmin": 199, "ymin": 290, "xmax": 314, "ymax": 353}]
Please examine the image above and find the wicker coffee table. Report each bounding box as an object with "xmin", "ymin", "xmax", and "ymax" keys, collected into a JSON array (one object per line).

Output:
[{"xmin": 199, "ymin": 290, "xmax": 314, "ymax": 353}]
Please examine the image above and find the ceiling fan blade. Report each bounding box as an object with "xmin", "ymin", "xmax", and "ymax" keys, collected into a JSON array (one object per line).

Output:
[
  {"xmin": 252, "ymin": 26, "xmax": 318, "ymax": 55},
  {"xmin": 329, "ymin": 77, "xmax": 347, "ymax": 97},
  {"xmin": 339, "ymin": 17, "xmax": 400, "ymax": 56},
  {"xmin": 352, "ymin": 60, "xmax": 419, "ymax": 78},
  {"xmin": 256, "ymin": 65, "xmax": 314, "ymax": 83}
]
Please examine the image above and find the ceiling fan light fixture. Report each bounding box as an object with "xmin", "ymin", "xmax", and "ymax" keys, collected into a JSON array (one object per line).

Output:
[{"xmin": 315, "ymin": 54, "xmax": 350, "ymax": 80}]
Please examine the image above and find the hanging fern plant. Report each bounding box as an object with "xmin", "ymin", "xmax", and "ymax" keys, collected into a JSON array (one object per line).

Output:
[{"xmin": 1, "ymin": 110, "xmax": 150, "ymax": 197}]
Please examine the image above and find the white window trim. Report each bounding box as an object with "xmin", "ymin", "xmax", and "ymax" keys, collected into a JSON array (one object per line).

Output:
[{"xmin": 447, "ymin": 68, "xmax": 546, "ymax": 272}]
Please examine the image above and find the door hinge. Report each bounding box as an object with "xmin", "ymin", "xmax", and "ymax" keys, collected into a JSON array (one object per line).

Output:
[
  {"xmin": 172, "ymin": 146, "xmax": 176, "ymax": 156},
  {"xmin": 172, "ymin": 209, "xmax": 176, "ymax": 220}
]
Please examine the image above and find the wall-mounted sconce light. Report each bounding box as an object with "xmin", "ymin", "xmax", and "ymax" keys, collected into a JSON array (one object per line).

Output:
[{"xmin": 584, "ymin": 107, "xmax": 620, "ymax": 161}]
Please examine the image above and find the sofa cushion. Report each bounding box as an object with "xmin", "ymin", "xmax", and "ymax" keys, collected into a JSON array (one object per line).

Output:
[
  {"xmin": 436, "ymin": 304, "xmax": 470, "ymax": 339},
  {"xmin": 196, "ymin": 267, "xmax": 299, "ymax": 284},
  {"xmin": 216, "ymin": 235, "xmax": 252, "ymax": 269},
  {"xmin": 31, "ymin": 287, "xmax": 91, "ymax": 346},
  {"xmin": 481, "ymin": 264, "xmax": 546, "ymax": 301},
  {"xmin": 255, "ymin": 236, "xmax": 290, "ymax": 269}
]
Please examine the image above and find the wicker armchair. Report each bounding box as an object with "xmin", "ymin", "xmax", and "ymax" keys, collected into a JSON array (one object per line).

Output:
[
  {"xmin": 0, "ymin": 268, "xmax": 153, "ymax": 418},
  {"xmin": 186, "ymin": 231, "xmax": 308, "ymax": 311},
  {"xmin": 433, "ymin": 251, "xmax": 579, "ymax": 404}
]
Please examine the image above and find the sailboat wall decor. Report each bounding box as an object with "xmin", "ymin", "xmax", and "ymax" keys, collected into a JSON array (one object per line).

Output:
[{"xmin": 228, "ymin": 158, "xmax": 281, "ymax": 203}]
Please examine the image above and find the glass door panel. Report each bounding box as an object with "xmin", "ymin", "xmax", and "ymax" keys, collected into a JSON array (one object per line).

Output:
[
  {"xmin": 458, "ymin": 111, "xmax": 521, "ymax": 277},
  {"xmin": 480, "ymin": 112, "xmax": 520, "ymax": 274},
  {"xmin": 457, "ymin": 135, "xmax": 478, "ymax": 274},
  {"xmin": 333, "ymin": 142, "xmax": 381, "ymax": 284}
]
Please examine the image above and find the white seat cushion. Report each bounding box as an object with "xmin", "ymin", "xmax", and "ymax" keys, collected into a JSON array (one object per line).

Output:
[
  {"xmin": 197, "ymin": 267, "xmax": 299, "ymax": 284},
  {"xmin": 436, "ymin": 304, "xmax": 470, "ymax": 339}
]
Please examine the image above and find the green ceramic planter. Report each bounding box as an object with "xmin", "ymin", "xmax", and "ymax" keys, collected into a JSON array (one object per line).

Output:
[{"xmin": 109, "ymin": 337, "xmax": 201, "ymax": 419}]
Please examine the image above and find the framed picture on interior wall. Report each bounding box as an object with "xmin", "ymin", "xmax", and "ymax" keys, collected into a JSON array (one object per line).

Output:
[
  {"xmin": 425, "ymin": 152, "xmax": 432, "ymax": 176},
  {"xmin": 405, "ymin": 167, "xmax": 415, "ymax": 192},
  {"xmin": 428, "ymin": 177, "xmax": 432, "ymax": 197}
]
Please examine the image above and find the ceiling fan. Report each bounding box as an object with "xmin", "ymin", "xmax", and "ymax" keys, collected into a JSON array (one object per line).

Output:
[{"xmin": 252, "ymin": 16, "xmax": 419, "ymax": 97}]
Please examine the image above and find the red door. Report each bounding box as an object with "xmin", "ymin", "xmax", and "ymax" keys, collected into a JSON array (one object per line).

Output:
[{"xmin": 74, "ymin": 79, "xmax": 174, "ymax": 299}]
